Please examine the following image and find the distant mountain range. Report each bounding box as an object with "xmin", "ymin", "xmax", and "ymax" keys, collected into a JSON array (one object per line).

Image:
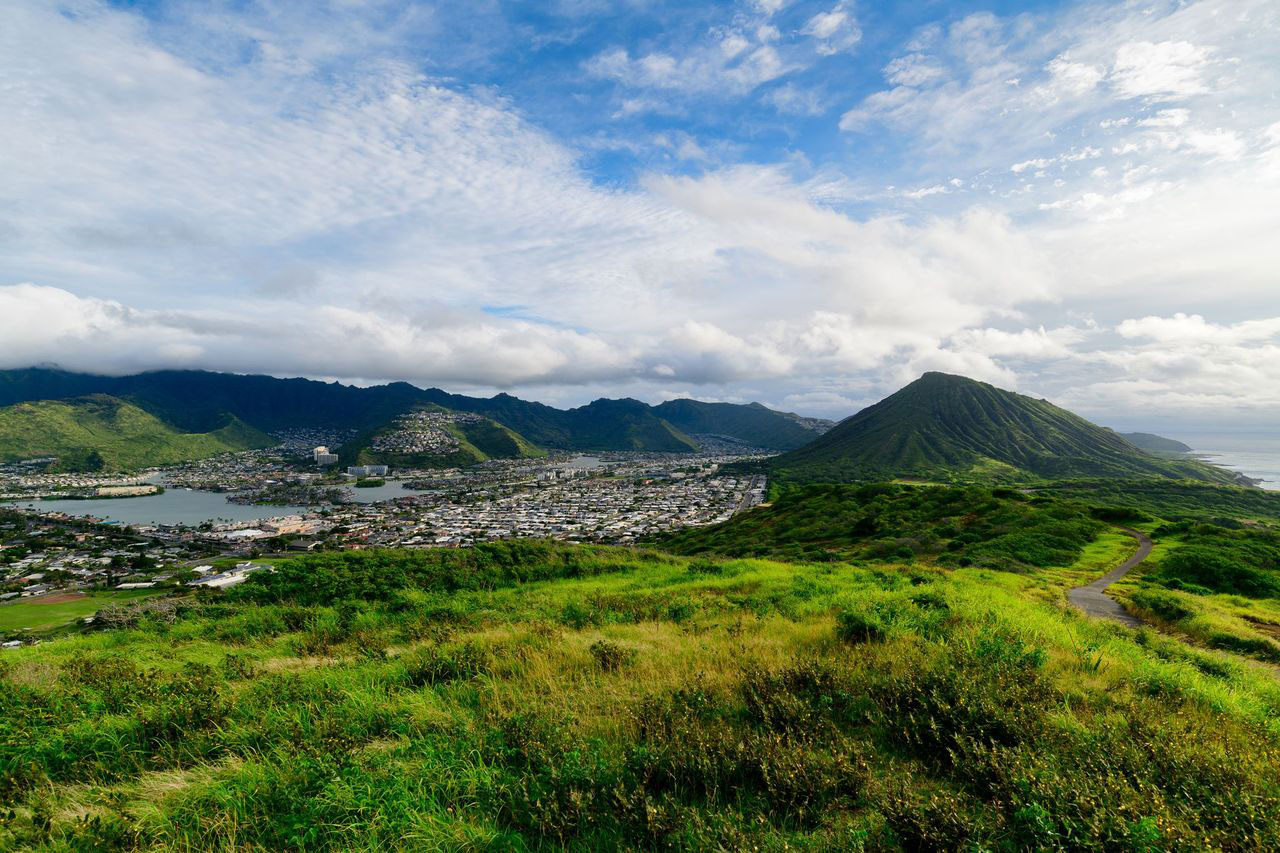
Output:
[
  {"xmin": 0, "ymin": 368, "xmax": 833, "ymax": 470},
  {"xmin": 764, "ymin": 372, "xmax": 1237, "ymax": 484},
  {"xmin": 0, "ymin": 395, "xmax": 272, "ymax": 472},
  {"xmin": 1, "ymin": 367, "xmax": 1228, "ymax": 482},
  {"xmin": 1119, "ymin": 432, "xmax": 1194, "ymax": 454}
]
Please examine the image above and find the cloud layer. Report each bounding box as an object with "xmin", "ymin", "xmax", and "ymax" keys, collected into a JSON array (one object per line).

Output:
[{"xmin": 0, "ymin": 0, "xmax": 1277, "ymax": 425}]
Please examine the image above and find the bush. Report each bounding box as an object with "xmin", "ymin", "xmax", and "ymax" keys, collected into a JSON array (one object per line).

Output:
[
  {"xmin": 1090, "ymin": 506, "xmax": 1153, "ymax": 523},
  {"xmin": 1158, "ymin": 546, "xmax": 1280, "ymax": 598},
  {"xmin": 1128, "ymin": 589, "xmax": 1196, "ymax": 622},
  {"xmin": 836, "ymin": 607, "xmax": 885, "ymax": 644},
  {"xmin": 589, "ymin": 640, "xmax": 637, "ymax": 672}
]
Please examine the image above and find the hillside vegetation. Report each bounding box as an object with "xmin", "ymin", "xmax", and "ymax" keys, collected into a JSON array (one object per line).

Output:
[
  {"xmin": 652, "ymin": 399, "xmax": 830, "ymax": 450},
  {"xmin": 765, "ymin": 373, "xmax": 1236, "ymax": 484},
  {"xmin": 658, "ymin": 483, "xmax": 1105, "ymax": 568},
  {"xmin": 0, "ymin": 395, "xmax": 273, "ymax": 472},
  {"xmin": 343, "ymin": 410, "xmax": 546, "ymax": 469},
  {"xmin": 2, "ymin": 538, "xmax": 1279, "ymax": 850},
  {"xmin": 1043, "ymin": 478, "xmax": 1280, "ymax": 523},
  {"xmin": 1, "ymin": 368, "xmax": 818, "ymax": 453}
]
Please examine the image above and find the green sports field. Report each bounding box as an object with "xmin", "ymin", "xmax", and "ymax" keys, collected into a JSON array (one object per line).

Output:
[{"xmin": 0, "ymin": 589, "xmax": 162, "ymax": 633}]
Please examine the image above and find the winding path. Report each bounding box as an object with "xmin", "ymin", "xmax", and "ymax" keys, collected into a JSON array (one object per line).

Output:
[{"xmin": 1067, "ymin": 527, "xmax": 1152, "ymax": 627}]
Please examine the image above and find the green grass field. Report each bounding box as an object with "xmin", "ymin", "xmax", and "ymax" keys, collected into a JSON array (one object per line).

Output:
[
  {"xmin": 1, "ymin": 538, "xmax": 1279, "ymax": 850},
  {"xmin": 4, "ymin": 484, "xmax": 1280, "ymax": 850},
  {"xmin": 0, "ymin": 589, "xmax": 162, "ymax": 633}
]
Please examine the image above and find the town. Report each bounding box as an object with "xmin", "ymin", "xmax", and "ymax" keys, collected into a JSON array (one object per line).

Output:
[{"xmin": 2, "ymin": 441, "xmax": 768, "ymax": 639}]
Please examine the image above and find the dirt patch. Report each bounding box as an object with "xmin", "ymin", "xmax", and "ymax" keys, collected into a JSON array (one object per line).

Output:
[
  {"xmin": 1242, "ymin": 614, "xmax": 1280, "ymax": 641},
  {"xmin": 27, "ymin": 592, "xmax": 88, "ymax": 606}
]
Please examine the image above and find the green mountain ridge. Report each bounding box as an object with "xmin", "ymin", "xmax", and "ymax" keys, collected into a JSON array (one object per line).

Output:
[
  {"xmin": 417, "ymin": 392, "xmax": 699, "ymax": 452},
  {"xmin": 0, "ymin": 368, "xmax": 805, "ymax": 453},
  {"xmin": 651, "ymin": 399, "xmax": 830, "ymax": 450},
  {"xmin": 0, "ymin": 395, "xmax": 273, "ymax": 472},
  {"xmin": 766, "ymin": 372, "xmax": 1238, "ymax": 484}
]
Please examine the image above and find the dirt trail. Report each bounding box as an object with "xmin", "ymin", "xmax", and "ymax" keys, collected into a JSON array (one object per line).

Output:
[{"xmin": 1067, "ymin": 527, "xmax": 1151, "ymax": 627}]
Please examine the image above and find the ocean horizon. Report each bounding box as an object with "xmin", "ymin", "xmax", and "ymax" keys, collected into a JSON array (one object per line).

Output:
[{"xmin": 1166, "ymin": 431, "xmax": 1280, "ymax": 492}]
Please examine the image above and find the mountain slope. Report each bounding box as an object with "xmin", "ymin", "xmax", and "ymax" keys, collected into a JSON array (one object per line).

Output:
[
  {"xmin": 0, "ymin": 395, "xmax": 273, "ymax": 472},
  {"xmin": 0, "ymin": 369, "xmax": 712, "ymax": 453},
  {"xmin": 0, "ymin": 368, "xmax": 422, "ymax": 433},
  {"xmin": 651, "ymin": 399, "xmax": 831, "ymax": 450},
  {"xmin": 339, "ymin": 406, "xmax": 546, "ymax": 469},
  {"xmin": 417, "ymin": 391, "xmax": 698, "ymax": 452},
  {"xmin": 767, "ymin": 373, "xmax": 1237, "ymax": 484}
]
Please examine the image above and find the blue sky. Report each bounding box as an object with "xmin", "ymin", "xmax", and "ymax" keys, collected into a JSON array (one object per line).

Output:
[{"xmin": 1, "ymin": 0, "xmax": 1278, "ymax": 426}]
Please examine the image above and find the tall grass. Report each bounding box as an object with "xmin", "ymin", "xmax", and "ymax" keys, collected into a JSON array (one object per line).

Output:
[{"xmin": 2, "ymin": 547, "xmax": 1279, "ymax": 850}]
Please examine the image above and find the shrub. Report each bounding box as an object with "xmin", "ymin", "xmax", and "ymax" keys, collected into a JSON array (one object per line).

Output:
[
  {"xmin": 589, "ymin": 639, "xmax": 637, "ymax": 672},
  {"xmin": 1159, "ymin": 546, "xmax": 1280, "ymax": 598},
  {"xmin": 401, "ymin": 640, "xmax": 494, "ymax": 686},
  {"xmin": 686, "ymin": 559, "xmax": 724, "ymax": 576},
  {"xmin": 1128, "ymin": 589, "xmax": 1196, "ymax": 622},
  {"xmin": 1090, "ymin": 506, "xmax": 1153, "ymax": 523},
  {"xmin": 835, "ymin": 607, "xmax": 885, "ymax": 644}
]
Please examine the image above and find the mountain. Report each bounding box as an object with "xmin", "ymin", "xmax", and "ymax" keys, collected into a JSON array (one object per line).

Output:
[
  {"xmin": 0, "ymin": 368, "xmax": 422, "ymax": 433},
  {"xmin": 1121, "ymin": 432, "xmax": 1194, "ymax": 453},
  {"xmin": 0, "ymin": 368, "xmax": 811, "ymax": 453},
  {"xmin": 0, "ymin": 395, "xmax": 273, "ymax": 472},
  {"xmin": 651, "ymin": 400, "xmax": 832, "ymax": 450},
  {"xmin": 338, "ymin": 405, "xmax": 546, "ymax": 469},
  {"xmin": 766, "ymin": 372, "xmax": 1238, "ymax": 484},
  {"xmin": 417, "ymin": 391, "xmax": 698, "ymax": 452}
]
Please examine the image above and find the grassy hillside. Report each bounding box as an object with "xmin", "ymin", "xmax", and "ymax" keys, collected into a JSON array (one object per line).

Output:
[
  {"xmin": 0, "ymin": 395, "xmax": 273, "ymax": 472},
  {"xmin": 767, "ymin": 372, "xmax": 1236, "ymax": 484},
  {"xmin": 652, "ymin": 399, "xmax": 830, "ymax": 450},
  {"xmin": 344, "ymin": 408, "xmax": 546, "ymax": 470},
  {"xmin": 1043, "ymin": 478, "xmax": 1280, "ymax": 523},
  {"xmin": 658, "ymin": 482, "xmax": 1106, "ymax": 568},
  {"xmin": 2, "ymin": 539, "xmax": 1279, "ymax": 849}
]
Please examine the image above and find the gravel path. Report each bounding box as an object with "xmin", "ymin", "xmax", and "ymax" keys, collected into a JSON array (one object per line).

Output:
[{"xmin": 1067, "ymin": 528, "xmax": 1152, "ymax": 627}]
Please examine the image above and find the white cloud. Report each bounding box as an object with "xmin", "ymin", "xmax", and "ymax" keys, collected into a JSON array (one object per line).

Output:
[
  {"xmin": 0, "ymin": 284, "xmax": 632, "ymax": 386},
  {"xmin": 1, "ymin": 0, "xmax": 1278, "ymax": 422},
  {"xmin": 1139, "ymin": 108, "xmax": 1190, "ymax": 128},
  {"xmin": 1117, "ymin": 313, "xmax": 1280, "ymax": 345},
  {"xmin": 883, "ymin": 53, "xmax": 946, "ymax": 87},
  {"xmin": 802, "ymin": 2, "xmax": 861, "ymax": 56},
  {"xmin": 762, "ymin": 82, "xmax": 827, "ymax": 116},
  {"xmin": 902, "ymin": 184, "xmax": 949, "ymax": 199},
  {"xmin": 1041, "ymin": 55, "xmax": 1104, "ymax": 99},
  {"xmin": 948, "ymin": 326, "xmax": 1087, "ymax": 359},
  {"xmin": 1110, "ymin": 40, "xmax": 1213, "ymax": 99},
  {"xmin": 586, "ymin": 40, "xmax": 789, "ymax": 96}
]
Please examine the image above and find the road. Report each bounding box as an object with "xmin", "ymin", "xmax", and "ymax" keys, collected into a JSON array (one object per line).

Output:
[
  {"xmin": 1067, "ymin": 527, "xmax": 1152, "ymax": 627},
  {"xmin": 732, "ymin": 475, "xmax": 767, "ymax": 515}
]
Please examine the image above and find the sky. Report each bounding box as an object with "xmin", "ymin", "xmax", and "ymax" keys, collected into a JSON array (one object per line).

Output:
[{"xmin": 1, "ymin": 0, "xmax": 1278, "ymax": 428}]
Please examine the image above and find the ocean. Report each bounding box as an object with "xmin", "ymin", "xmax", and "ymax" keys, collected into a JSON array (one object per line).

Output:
[{"xmin": 1170, "ymin": 432, "xmax": 1280, "ymax": 492}]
